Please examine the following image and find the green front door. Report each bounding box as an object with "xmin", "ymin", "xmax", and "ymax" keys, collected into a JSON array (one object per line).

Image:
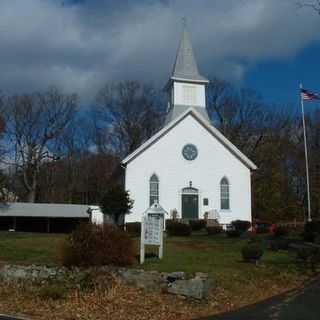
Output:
[{"xmin": 182, "ymin": 194, "xmax": 198, "ymax": 219}]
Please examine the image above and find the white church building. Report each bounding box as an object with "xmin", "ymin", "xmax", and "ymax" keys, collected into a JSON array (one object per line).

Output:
[{"xmin": 122, "ymin": 28, "xmax": 257, "ymax": 225}]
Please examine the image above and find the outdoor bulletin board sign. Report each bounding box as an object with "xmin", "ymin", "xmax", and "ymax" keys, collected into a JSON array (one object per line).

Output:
[{"xmin": 140, "ymin": 202, "xmax": 167, "ymax": 264}]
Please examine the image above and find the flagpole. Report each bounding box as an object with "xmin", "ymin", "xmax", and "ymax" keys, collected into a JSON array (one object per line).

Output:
[{"xmin": 299, "ymin": 82, "xmax": 311, "ymax": 222}]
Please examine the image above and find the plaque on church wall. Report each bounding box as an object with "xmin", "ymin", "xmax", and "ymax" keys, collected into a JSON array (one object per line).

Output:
[{"xmin": 203, "ymin": 198, "xmax": 209, "ymax": 206}]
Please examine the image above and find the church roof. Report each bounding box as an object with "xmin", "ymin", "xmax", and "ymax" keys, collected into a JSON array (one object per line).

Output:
[
  {"xmin": 0, "ymin": 202, "xmax": 91, "ymax": 218},
  {"xmin": 122, "ymin": 107, "xmax": 257, "ymax": 171},
  {"xmin": 163, "ymin": 104, "xmax": 210, "ymax": 127},
  {"xmin": 170, "ymin": 28, "xmax": 209, "ymax": 83}
]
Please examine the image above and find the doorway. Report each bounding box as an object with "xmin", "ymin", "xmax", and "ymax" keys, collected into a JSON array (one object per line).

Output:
[{"xmin": 181, "ymin": 187, "xmax": 199, "ymax": 219}]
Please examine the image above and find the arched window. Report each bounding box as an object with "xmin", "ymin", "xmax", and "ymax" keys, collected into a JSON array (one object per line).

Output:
[
  {"xmin": 149, "ymin": 174, "xmax": 159, "ymax": 206},
  {"xmin": 220, "ymin": 177, "xmax": 230, "ymax": 210}
]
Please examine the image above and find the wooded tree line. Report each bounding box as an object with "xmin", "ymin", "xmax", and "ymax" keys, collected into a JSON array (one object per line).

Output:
[{"xmin": 0, "ymin": 79, "xmax": 319, "ymax": 222}]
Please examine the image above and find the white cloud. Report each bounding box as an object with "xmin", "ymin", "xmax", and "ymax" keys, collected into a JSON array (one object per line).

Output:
[{"xmin": 0, "ymin": 0, "xmax": 319, "ymax": 102}]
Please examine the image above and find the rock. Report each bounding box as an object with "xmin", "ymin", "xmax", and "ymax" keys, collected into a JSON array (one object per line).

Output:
[
  {"xmin": 161, "ymin": 271, "xmax": 185, "ymax": 282},
  {"xmin": 167, "ymin": 277, "xmax": 215, "ymax": 300},
  {"xmin": 119, "ymin": 269, "xmax": 163, "ymax": 292},
  {"xmin": 0, "ymin": 264, "xmax": 215, "ymax": 300}
]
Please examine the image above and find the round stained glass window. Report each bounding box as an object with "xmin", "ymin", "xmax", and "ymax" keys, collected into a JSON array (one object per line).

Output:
[{"xmin": 182, "ymin": 144, "xmax": 198, "ymax": 161}]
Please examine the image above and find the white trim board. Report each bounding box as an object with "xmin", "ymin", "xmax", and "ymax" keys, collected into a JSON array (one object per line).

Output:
[{"xmin": 122, "ymin": 107, "xmax": 257, "ymax": 171}]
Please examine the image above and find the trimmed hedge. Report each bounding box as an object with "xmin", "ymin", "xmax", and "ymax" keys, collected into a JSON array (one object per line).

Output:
[
  {"xmin": 226, "ymin": 229, "xmax": 242, "ymax": 238},
  {"xmin": 241, "ymin": 244, "xmax": 264, "ymax": 264},
  {"xmin": 189, "ymin": 219, "xmax": 207, "ymax": 231},
  {"xmin": 274, "ymin": 226, "xmax": 289, "ymax": 237},
  {"xmin": 231, "ymin": 220, "xmax": 251, "ymax": 231},
  {"xmin": 257, "ymin": 226, "xmax": 270, "ymax": 234},
  {"xmin": 166, "ymin": 221, "xmax": 191, "ymax": 236},
  {"xmin": 301, "ymin": 232, "xmax": 317, "ymax": 243},
  {"xmin": 60, "ymin": 222, "xmax": 134, "ymax": 267},
  {"xmin": 125, "ymin": 222, "xmax": 141, "ymax": 237},
  {"xmin": 206, "ymin": 226, "xmax": 222, "ymax": 235},
  {"xmin": 304, "ymin": 220, "xmax": 320, "ymax": 234},
  {"xmin": 297, "ymin": 246, "xmax": 320, "ymax": 273}
]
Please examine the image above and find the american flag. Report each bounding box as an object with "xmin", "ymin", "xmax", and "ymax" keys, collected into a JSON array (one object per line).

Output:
[{"xmin": 301, "ymin": 88, "xmax": 320, "ymax": 100}]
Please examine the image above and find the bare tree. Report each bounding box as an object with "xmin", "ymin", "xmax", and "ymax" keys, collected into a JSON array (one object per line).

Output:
[
  {"xmin": 3, "ymin": 87, "xmax": 78, "ymax": 202},
  {"xmin": 93, "ymin": 80, "xmax": 166, "ymax": 158},
  {"xmin": 206, "ymin": 78, "xmax": 267, "ymax": 156}
]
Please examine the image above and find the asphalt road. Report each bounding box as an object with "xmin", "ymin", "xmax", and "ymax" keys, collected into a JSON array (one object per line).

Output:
[
  {"xmin": 197, "ymin": 277, "xmax": 320, "ymax": 320},
  {"xmin": 0, "ymin": 315, "xmax": 26, "ymax": 320}
]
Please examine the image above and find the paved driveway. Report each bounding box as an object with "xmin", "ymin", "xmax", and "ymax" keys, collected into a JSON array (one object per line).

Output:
[
  {"xmin": 0, "ymin": 314, "xmax": 27, "ymax": 320},
  {"xmin": 198, "ymin": 277, "xmax": 320, "ymax": 320}
]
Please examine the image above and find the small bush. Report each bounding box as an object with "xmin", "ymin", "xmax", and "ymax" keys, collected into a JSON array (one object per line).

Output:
[
  {"xmin": 226, "ymin": 230, "xmax": 242, "ymax": 238},
  {"xmin": 189, "ymin": 219, "xmax": 207, "ymax": 231},
  {"xmin": 165, "ymin": 219, "xmax": 176, "ymax": 230},
  {"xmin": 166, "ymin": 221, "xmax": 191, "ymax": 236},
  {"xmin": 125, "ymin": 222, "xmax": 141, "ymax": 237},
  {"xmin": 241, "ymin": 244, "xmax": 264, "ymax": 264},
  {"xmin": 274, "ymin": 226, "xmax": 289, "ymax": 237},
  {"xmin": 206, "ymin": 226, "xmax": 222, "ymax": 235},
  {"xmin": 301, "ymin": 232, "xmax": 317, "ymax": 243},
  {"xmin": 304, "ymin": 220, "xmax": 320, "ymax": 234},
  {"xmin": 60, "ymin": 222, "xmax": 135, "ymax": 267},
  {"xmin": 297, "ymin": 247, "xmax": 320, "ymax": 273},
  {"xmin": 231, "ymin": 220, "xmax": 251, "ymax": 231}
]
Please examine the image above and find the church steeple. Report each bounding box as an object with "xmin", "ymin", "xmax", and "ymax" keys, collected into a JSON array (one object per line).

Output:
[
  {"xmin": 171, "ymin": 25, "xmax": 208, "ymax": 83},
  {"xmin": 164, "ymin": 22, "xmax": 210, "ymax": 127}
]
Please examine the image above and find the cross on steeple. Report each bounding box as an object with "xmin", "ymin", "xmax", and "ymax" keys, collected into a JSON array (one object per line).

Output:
[{"xmin": 182, "ymin": 16, "xmax": 187, "ymax": 29}]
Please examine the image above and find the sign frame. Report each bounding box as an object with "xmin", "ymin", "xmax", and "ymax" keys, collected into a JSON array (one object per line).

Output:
[{"xmin": 140, "ymin": 202, "xmax": 167, "ymax": 264}]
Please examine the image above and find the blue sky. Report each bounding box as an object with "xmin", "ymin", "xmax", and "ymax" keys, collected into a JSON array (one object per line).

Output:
[
  {"xmin": 0, "ymin": 0, "xmax": 320, "ymax": 111},
  {"xmin": 243, "ymin": 43, "xmax": 320, "ymax": 112}
]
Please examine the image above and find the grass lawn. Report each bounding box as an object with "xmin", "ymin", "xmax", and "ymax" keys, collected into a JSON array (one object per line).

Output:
[
  {"xmin": 0, "ymin": 230, "xmax": 316, "ymax": 289},
  {"xmin": 0, "ymin": 232, "xmax": 66, "ymax": 265},
  {"xmin": 0, "ymin": 230, "xmax": 318, "ymax": 319},
  {"xmin": 135, "ymin": 231, "xmax": 318, "ymax": 295}
]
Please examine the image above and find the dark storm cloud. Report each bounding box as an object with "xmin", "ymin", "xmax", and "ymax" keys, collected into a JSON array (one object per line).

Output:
[{"xmin": 0, "ymin": 0, "xmax": 319, "ymax": 102}]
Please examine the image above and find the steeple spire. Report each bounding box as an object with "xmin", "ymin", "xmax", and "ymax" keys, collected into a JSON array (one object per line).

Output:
[{"xmin": 170, "ymin": 22, "xmax": 208, "ymax": 83}]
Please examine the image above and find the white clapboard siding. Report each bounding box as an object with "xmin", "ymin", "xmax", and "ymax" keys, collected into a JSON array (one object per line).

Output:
[{"xmin": 125, "ymin": 114, "xmax": 252, "ymax": 224}]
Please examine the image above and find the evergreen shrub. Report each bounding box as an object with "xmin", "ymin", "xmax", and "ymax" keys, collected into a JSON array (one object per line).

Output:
[
  {"xmin": 189, "ymin": 219, "xmax": 207, "ymax": 231},
  {"xmin": 165, "ymin": 219, "xmax": 175, "ymax": 230},
  {"xmin": 274, "ymin": 226, "xmax": 289, "ymax": 237},
  {"xmin": 241, "ymin": 244, "xmax": 264, "ymax": 264},
  {"xmin": 206, "ymin": 226, "xmax": 222, "ymax": 235},
  {"xmin": 231, "ymin": 220, "xmax": 251, "ymax": 231},
  {"xmin": 301, "ymin": 232, "xmax": 317, "ymax": 243},
  {"xmin": 166, "ymin": 221, "xmax": 191, "ymax": 236},
  {"xmin": 297, "ymin": 247, "xmax": 320, "ymax": 273},
  {"xmin": 226, "ymin": 229, "xmax": 242, "ymax": 238},
  {"xmin": 304, "ymin": 220, "xmax": 320, "ymax": 234},
  {"xmin": 125, "ymin": 222, "xmax": 141, "ymax": 237},
  {"xmin": 257, "ymin": 226, "xmax": 270, "ymax": 234},
  {"xmin": 60, "ymin": 222, "xmax": 134, "ymax": 267}
]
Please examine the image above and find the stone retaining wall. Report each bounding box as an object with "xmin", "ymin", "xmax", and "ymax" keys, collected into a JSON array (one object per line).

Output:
[{"xmin": 0, "ymin": 264, "xmax": 215, "ymax": 300}]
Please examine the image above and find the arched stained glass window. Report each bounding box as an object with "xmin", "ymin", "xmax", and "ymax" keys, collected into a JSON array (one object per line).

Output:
[
  {"xmin": 149, "ymin": 174, "xmax": 159, "ymax": 206},
  {"xmin": 220, "ymin": 177, "xmax": 230, "ymax": 210}
]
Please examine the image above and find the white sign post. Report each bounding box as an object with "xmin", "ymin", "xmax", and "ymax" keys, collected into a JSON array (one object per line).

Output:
[{"xmin": 140, "ymin": 202, "xmax": 167, "ymax": 264}]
